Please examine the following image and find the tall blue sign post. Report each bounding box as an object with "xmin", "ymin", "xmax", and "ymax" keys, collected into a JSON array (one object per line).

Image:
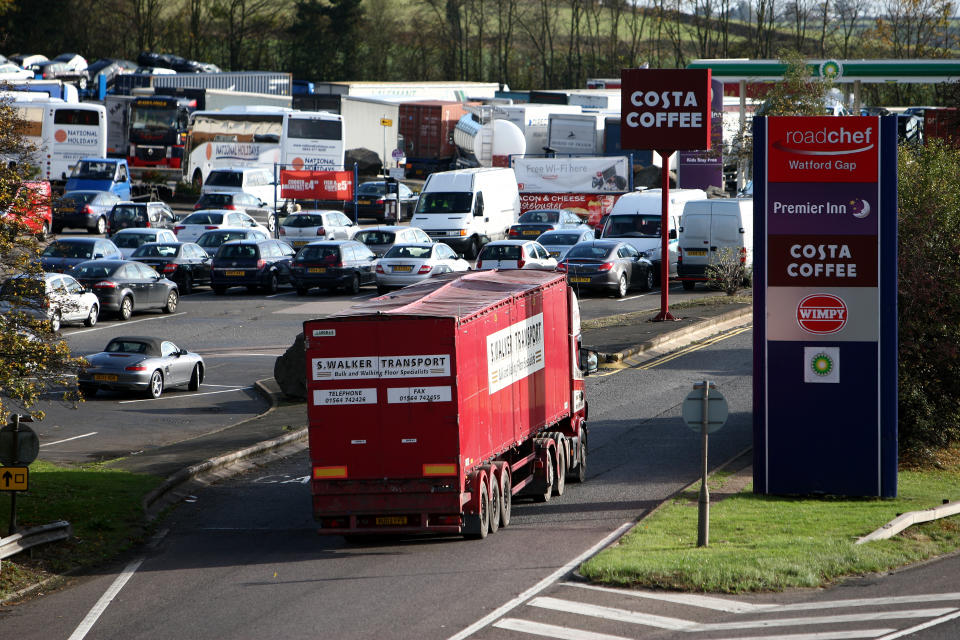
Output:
[{"xmin": 753, "ymin": 115, "xmax": 898, "ymax": 497}]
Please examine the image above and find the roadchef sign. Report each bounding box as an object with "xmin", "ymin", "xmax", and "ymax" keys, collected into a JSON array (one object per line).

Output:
[{"xmin": 620, "ymin": 68, "xmax": 712, "ymax": 151}]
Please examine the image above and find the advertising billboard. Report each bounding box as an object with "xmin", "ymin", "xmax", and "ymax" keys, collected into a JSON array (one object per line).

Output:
[{"xmin": 620, "ymin": 68, "xmax": 712, "ymax": 151}]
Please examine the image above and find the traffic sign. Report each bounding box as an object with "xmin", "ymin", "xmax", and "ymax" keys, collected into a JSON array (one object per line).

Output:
[
  {"xmin": 681, "ymin": 385, "xmax": 728, "ymax": 433},
  {"xmin": 380, "ymin": 118, "xmax": 393, "ymax": 127},
  {"xmin": 391, "ymin": 148, "xmax": 405, "ymax": 160},
  {"xmin": 0, "ymin": 466, "xmax": 28, "ymax": 492},
  {"xmin": 0, "ymin": 423, "xmax": 40, "ymax": 466}
]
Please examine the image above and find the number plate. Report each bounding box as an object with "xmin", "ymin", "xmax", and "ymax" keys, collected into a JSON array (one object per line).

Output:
[
  {"xmin": 686, "ymin": 249, "xmax": 707, "ymax": 256},
  {"xmin": 570, "ymin": 276, "xmax": 591, "ymax": 283},
  {"xmin": 523, "ymin": 229, "xmax": 540, "ymax": 235},
  {"xmin": 358, "ymin": 199, "xmax": 372, "ymax": 205},
  {"xmin": 308, "ymin": 267, "xmax": 326, "ymax": 273},
  {"xmin": 549, "ymin": 251, "xmax": 560, "ymax": 257},
  {"xmin": 375, "ymin": 516, "xmax": 407, "ymax": 526},
  {"xmin": 94, "ymin": 374, "xmax": 118, "ymax": 381},
  {"xmin": 391, "ymin": 265, "xmax": 412, "ymax": 272},
  {"xmin": 293, "ymin": 241, "xmax": 309, "ymax": 247},
  {"xmin": 225, "ymin": 270, "xmax": 245, "ymax": 276}
]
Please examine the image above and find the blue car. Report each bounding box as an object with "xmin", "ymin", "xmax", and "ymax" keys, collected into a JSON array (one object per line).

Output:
[{"xmin": 40, "ymin": 237, "xmax": 122, "ymax": 273}]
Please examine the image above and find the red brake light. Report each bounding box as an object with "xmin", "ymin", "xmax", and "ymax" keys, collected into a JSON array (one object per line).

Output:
[
  {"xmin": 94, "ymin": 280, "xmax": 117, "ymax": 289},
  {"xmin": 509, "ymin": 228, "xmax": 521, "ymax": 237},
  {"xmin": 224, "ymin": 204, "xmax": 238, "ymax": 210},
  {"xmin": 556, "ymin": 262, "xmax": 567, "ymax": 272},
  {"xmin": 740, "ymin": 247, "xmax": 747, "ymax": 264},
  {"xmin": 417, "ymin": 264, "xmax": 432, "ymax": 274},
  {"xmin": 316, "ymin": 227, "xmax": 326, "ymax": 236},
  {"xmin": 83, "ymin": 205, "xmax": 94, "ymax": 215},
  {"xmin": 257, "ymin": 259, "xmax": 266, "ymax": 269},
  {"xmin": 145, "ymin": 220, "xmax": 151, "ymax": 228},
  {"xmin": 375, "ymin": 264, "xmax": 384, "ymax": 274},
  {"xmin": 279, "ymin": 227, "xmax": 286, "ymax": 235},
  {"xmin": 162, "ymin": 263, "xmax": 177, "ymax": 273},
  {"xmin": 205, "ymin": 225, "xmax": 218, "ymax": 230},
  {"xmin": 677, "ymin": 248, "xmax": 683, "ymax": 263},
  {"xmin": 517, "ymin": 256, "xmax": 525, "ymax": 268},
  {"xmin": 598, "ymin": 262, "xmax": 613, "ymax": 272},
  {"xmin": 174, "ymin": 225, "xmax": 185, "ymax": 233},
  {"xmin": 194, "ymin": 204, "xmax": 201, "ymax": 210},
  {"xmin": 476, "ymin": 259, "xmax": 482, "ymax": 269},
  {"xmin": 125, "ymin": 365, "xmax": 147, "ymax": 371}
]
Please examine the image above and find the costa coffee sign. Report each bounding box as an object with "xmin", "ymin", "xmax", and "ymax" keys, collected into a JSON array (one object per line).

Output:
[{"xmin": 620, "ymin": 68, "xmax": 712, "ymax": 151}]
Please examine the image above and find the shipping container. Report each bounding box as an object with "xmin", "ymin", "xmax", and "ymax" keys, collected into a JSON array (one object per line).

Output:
[
  {"xmin": 307, "ymin": 81, "xmax": 501, "ymax": 101},
  {"xmin": 304, "ymin": 269, "xmax": 589, "ymax": 538},
  {"xmin": 399, "ymin": 100, "xmax": 469, "ymax": 177},
  {"xmin": 114, "ymin": 71, "xmax": 292, "ymax": 97}
]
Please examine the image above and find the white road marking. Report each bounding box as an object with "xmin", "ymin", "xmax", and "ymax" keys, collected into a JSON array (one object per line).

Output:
[
  {"xmin": 528, "ymin": 597, "xmax": 690, "ymax": 630},
  {"xmin": 445, "ymin": 522, "xmax": 634, "ymax": 640},
  {"xmin": 117, "ymin": 386, "xmax": 250, "ymax": 404},
  {"xmin": 707, "ymin": 631, "xmax": 896, "ymax": 640},
  {"xmin": 561, "ymin": 582, "xmax": 763, "ymax": 613},
  {"xmin": 199, "ymin": 352, "xmax": 283, "ymax": 357},
  {"xmin": 40, "ymin": 432, "xmax": 97, "ymax": 448},
  {"xmin": 694, "ymin": 608, "xmax": 958, "ymax": 632},
  {"xmin": 66, "ymin": 312, "xmax": 187, "ymax": 335},
  {"xmin": 266, "ymin": 291, "xmax": 295, "ymax": 298},
  {"xmin": 616, "ymin": 293, "xmax": 655, "ymax": 302},
  {"xmin": 494, "ymin": 618, "xmax": 633, "ymax": 640},
  {"xmin": 875, "ymin": 609, "xmax": 960, "ymax": 639},
  {"xmin": 67, "ymin": 557, "xmax": 144, "ymax": 640},
  {"xmin": 769, "ymin": 593, "xmax": 960, "ymax": 612}
]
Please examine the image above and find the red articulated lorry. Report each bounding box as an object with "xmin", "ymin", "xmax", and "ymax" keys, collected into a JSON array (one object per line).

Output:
[{"xmin": 303, "ymin": 269, "xmax": 590, "ymax": 539}]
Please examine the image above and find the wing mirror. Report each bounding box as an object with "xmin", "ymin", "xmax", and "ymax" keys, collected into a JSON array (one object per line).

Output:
[{"xmin": 579, "ymin": 348, "xmax": 599, "ymax": 375}]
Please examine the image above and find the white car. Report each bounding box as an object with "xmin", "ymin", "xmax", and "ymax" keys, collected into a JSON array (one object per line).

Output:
[
  {"xmin": 0, "ymin": 272, "xmax": 100, "ymax": 331},
  {"xmin": 353, "ymin": 225, "xmax": 433, "ymax": 257},
  {"xmin": 174, "ymin": 209, "xmax": 269, "ymax": 243},
  {"xmin": 111, "ymin": 228, "xmax": 178, "ymax": 259},
  {"xmin": 278, "ymin": 210, "xmax": 355, "ymax": 248},
  {"xmin": 375, "ymin": 243, "xmax": 470, "ymax": 294},
  {"xmin": 475, "ymin": 240, "xmax": 558, "ymax": 271},
  {"xmin": 0, "ymin": 63, "xmax": 33, "ymax": 81},
  {"xmin": 53, "ymin": 53, "xmax": 88, "ymax": 73},
  {"xmin": 537, "ymin": 229, "xmax": 596, "ymax": 261}
]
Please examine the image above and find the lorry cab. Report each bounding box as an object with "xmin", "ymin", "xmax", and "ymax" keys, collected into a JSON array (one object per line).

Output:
[
  {"xmin": 411, "ymin": 167, "xmax": 520, "ymax": 260},
  {"xmin": 64, "ymin": 158, "xmax": 132, "ymax": 201},
  {"xmin": 600, "ymin": 188, "xmax": 707, "ymax": 278}
]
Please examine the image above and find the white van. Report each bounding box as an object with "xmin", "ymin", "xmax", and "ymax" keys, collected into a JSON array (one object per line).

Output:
[
  {"xmin": 677, "ymin": 198, "xmax": 754, "ymax": 290},
  {"xmin": 201, "ymin": 167, "xmax": 278, "ymax": 208},
  {"xmin": 600, "ymin": 188, "xmax": 707, "ymax": 278},
  {"xmin": 411, "ymin": 167, "xmax": 520, "ymax": 259}
]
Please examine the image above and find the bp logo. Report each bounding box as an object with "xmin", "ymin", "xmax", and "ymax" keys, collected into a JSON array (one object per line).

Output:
[
  {"xmin": 810, "ymin": 352, "xmax": 834, "ymax": 376},
  {"xmin": 819, "ymin": 59, "xmax": 843, "ymax": 79}
]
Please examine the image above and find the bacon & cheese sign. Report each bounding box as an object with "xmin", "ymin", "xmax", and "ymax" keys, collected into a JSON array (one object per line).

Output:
[{"xmin": 754, "ymin": 115, "xmax": 898, "ymax": 498}]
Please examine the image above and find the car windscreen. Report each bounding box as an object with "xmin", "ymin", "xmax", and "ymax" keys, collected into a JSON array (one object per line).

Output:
[
  {"xmin": 105, "ymin": 339, "xmax": 151, "ymax": 354},
  {"xmin": 605, "ymin": 215, "xmax": 660, "ymax": 238},
  {"xmin": 354, "ymin": 230, "xmax": 395, "ymax": 245},
  {"xmin": 205, "ymin": 172, "xmax": 243, "ymax": 188},
  {"xmin": 60, "ymin": 192, "xmax": 97, "ymax": 206},
  {"xmin": 297, "ymin": 246, "xmax": 339, "ymax": 262},
  {"xmin": 357, "ymin": 183, "xmax": 386, "ymax": 196},
  {"xmin": 565, "ymin": 244, "xmax": 614, "ymax": 260},
  {"xmin": 113, "ymin": 233, "xmax": 156, "ymax": 248},
  {"xmin": 42, "ymin": 242, "xmax": 93, "ymax": 258},
  {"xmin": 72, "ymin": 263, "xmax": 117, "ymax": 278},
  {"xmin": 479, "ymin": 245, "xmax": 521, "ymax": 261},
  {"xmin": 110, "ymin": 205, "xmax": 144, "ymax": 222},
  {"xmin": 182, "ymin": 212, "xmax": 224, "ymax": 225},
  {"xmin": 197, "ymin": 194, "xmax": 232, "ymax": 207},
  {"xmin": 217, "ymin": 244, "xmax": 259, "ymax": 259},
  {"xmin": 415, "ymin": 192, "xmax": 473, "ymax": 214},
  {"xmin": 198, "ymin": 232, "xmax": 244, "ymax": 247},
  {"xmin": 133, "ymin": 244, "xmax": 179, "ymax": 258},
  {"xmin": 519, "ymin": 210, "xmax": 559, "ymax": 224},
  {"xmin": 282, "ymin": 214, "xmax": 325, "ymax": 228},
  {"xmin": 384, "ymin": 245, "xmax": 432, "ymax": 259},
  {"xmin": 539, "ymin": 233, "xmax": 581, "ymax": 246}
]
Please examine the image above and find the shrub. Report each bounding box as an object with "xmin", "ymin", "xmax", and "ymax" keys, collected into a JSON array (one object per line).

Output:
[{"xmin": 706, "ymin": 247, "xmax": 750, "ymax": 296}]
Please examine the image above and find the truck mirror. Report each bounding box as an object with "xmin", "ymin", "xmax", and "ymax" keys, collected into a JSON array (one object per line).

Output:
[
  {"xmin": 579, "ymin": 348, "xmax": 599, "ymax": 375},
  {"xmin": 668, "ymin": 229, "xmax": 677, "ymax": 240}
]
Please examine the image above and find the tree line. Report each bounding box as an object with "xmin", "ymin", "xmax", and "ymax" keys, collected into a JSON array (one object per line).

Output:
[{"xmin": 1, "ymin": 0, "xmax": 956, "ymax": 100}]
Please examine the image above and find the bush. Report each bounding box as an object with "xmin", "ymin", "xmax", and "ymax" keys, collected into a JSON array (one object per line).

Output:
[
  {"xmin": 706, "ymin": 247, "xmax": 750, "ymax": 296},
  {"xmin": 897, "ymin": 140, "xmax": 960, "ymax": 463}
]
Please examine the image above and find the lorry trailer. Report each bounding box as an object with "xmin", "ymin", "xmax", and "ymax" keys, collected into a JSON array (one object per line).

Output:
[{"xmin": 303, "ymin": 269, "xmax": 589, "ymax": 538}]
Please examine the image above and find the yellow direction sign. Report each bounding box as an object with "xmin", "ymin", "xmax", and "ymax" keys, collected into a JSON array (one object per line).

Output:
[
  {"xmin": 380, "ymin": 118, "xmax": 393, "ymax": 127},
  {"xmin": 1, "ymin": 466, "xmax": 28, "ymax": 491}
]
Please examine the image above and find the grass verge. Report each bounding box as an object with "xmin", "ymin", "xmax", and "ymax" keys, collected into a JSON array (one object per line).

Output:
[
  {"xmin": 581, "ymin": 293, "xmax": 752, "ymax": 330},
  {"xmin": 0, "ymin": 460, "xmax": 161, "ymax": 600},
  {"xmin": 580, "ymin": 461, "xmax": 960, "ymax": 593}
]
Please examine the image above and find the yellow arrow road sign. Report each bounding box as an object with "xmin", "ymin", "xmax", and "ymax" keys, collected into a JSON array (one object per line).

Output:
[{"xmin": 0, "ymin": 466, "xmax": 28, "ymax": 491}]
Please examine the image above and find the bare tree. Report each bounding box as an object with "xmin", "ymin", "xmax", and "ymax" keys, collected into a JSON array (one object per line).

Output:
[
  {"xmin": 784, "ymin": 0, "xmax": 813, "ymax": 51},
  {"xmin": 877, "ymin": 0, "xmax": 956, "ymax": 58},
  {"xmin": 515, "ymin": 0, "xmax": 560, "ymax": 87},
  {"xmin": 130, "ymin": 0, "xmax": 163, "ymax": 52},
  {"xmin": 493, "ymin": 0, "xmax": 520, "ymax": 87},
  {"xmin": 834, "ymin": 0, "xmax": 868, "ymax": 57},
  {"xmin": 624, "ymin": 0, "xmax": 654, "ymax": 67},
  {"xmin": 753, "ymin": 0, "xmax": 779, "ymax": 57}
]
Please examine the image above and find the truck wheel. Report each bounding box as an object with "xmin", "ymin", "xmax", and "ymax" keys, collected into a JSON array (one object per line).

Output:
[
  {"xmin": 531, "ymin": 447, "xmax": 554, "ymax": 503},
  {"xmin": 192, "ymin": 170, "xmax": 203, "ymax": 190},
  {"xmin": 568, "ymin": 430, "xmax": 587, "ymax": 483},
  {"xmin": 488, "ymin": 476, "xmax": 501, "ymax": 534},
  {"xmin": 463, "ymin": 477, "xmax": 490, "ymax": 539},
  {"xmin": 682, "ymin": 280, "xmax": 696, "ymax": 291},
  {"xmin": 552, "ymin": 442, "xmax": 566, "ymax": 497},
  {"xmin": 499, "ymin": 469, "xmax": 512, "ymax": 528}
]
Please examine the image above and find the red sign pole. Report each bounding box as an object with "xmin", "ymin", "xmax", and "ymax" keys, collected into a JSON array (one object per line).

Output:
[{"xmin": 654, "ymin": 149, "xmax": 677, "ymax": 322}]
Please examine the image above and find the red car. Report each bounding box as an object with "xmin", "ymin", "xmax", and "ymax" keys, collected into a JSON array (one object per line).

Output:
[{"xmin": 2, "ymin": 181, "xmax": 52, "ymax": 237}]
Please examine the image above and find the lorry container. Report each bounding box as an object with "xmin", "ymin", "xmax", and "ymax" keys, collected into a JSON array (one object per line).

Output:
[
  {"xmin": 547, "ymin": 112, "xmax": 607, "ymax": 156},
  {"xmin": 304, "ymin": 269, "xmax": 589, "ymax": 538},
  {"xmin": 340, "ymin": 95, "xmax": 405, "ymax": 166},
  {"xmin": 492, "ymin": 103, "xmax": 582, "ymax": 155},
  {"xmin": 924, "ymin": 107, "xmax": 959, "ymax": 147},
  {"xmin": 306, "ymin": 81, "xmax": 501, "ymax": 101},
  {"xmin": 399, "ymin": 100, "xmax": 468, "ymax": 178},
  {"xmin": 114, "ymin": 71, "xmax": 292, "ymax": 96}
]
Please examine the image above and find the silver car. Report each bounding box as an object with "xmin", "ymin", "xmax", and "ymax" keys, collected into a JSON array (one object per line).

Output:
[
  {"xmin": 536, "ymin": 229, "xmax": 596, "ymax": 261},
  {"xmin": 78, "ymin": 336, "xmax": 205, "ymax": 399},
  {"xmin": 279, "ymin": 210, "xmax": 355, "ymax": 248},
  {"xmin": 375, "ymin": 242, "xmax": 470, "ymax": 294},
  {"xmin": 354, "ymin": 225, "xmax": 433, "ymax": 257}
]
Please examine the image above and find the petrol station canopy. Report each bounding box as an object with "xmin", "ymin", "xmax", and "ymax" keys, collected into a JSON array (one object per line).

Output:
[{"xmin": 687, "ymin": 59, "xmax": 960, "ymax": 84}]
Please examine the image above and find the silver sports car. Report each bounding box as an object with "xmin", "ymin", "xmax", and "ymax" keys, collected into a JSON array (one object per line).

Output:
[{"xmin": 78, "ymin": 336, "xmax": 205, "ymax": 399}]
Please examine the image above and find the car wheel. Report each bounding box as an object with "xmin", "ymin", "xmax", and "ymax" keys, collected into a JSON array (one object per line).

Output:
[
  {"xmin": 213, "ymin": 285, "xmax": 226, "ymax": 295},
  {"xmin": 78, "ymin": 76, "xmax": 88, "ymax": 90},
  {"xmin": 295, "ymin": 286, "xmax": 307, "ymax": 296},
  {"xmin": 466, "ymin": 237, "xmax": 480, "ymax": 260},
  {"xmin": 346, "ymin": 273, "xmax": 360, "ymax": 295},
  {"xmin": 263, "ymin": 272, "xmax": 278, "ymax": 294},
  {"xmin": 39, "ymin": 221, "xmax": 50, "ymax": 240},
  {"xmin": 188, "ymin": 363, "xmax": 202, "ymax": 391},
  {"xmin": 146, "ymin": 370, "xmax": 164, "ymax": 399},
  {"xmin": 615, "ymin": 273, "xmax": 628, "ymax": 298},
  {"xmin": 50, "ymin": 310, "xmax": 61, "ymax": 333},
  {"xmin": 92, "ymin": 216, "xmax": 106, "ymax": 235},
  {"xmin": 79, "ymin": 384, "xmax": 97, "ymax": 397},
  {"xmin": 118, "ymin": 296, "xmax": 133, "ymax": 320},
  {"xmin": 642, "ymin": 268, "xmax": 655, "ymax": 292},
  {"xmin": 180, "ymin": 272, "xmax": 193, "ymax": 295},
  {"xmin": 84, "ymin": 304, "xmax": 99, "ymax": 327},
  {"xmin": 162, "ymin": 290, "xmax": 179, "ymax": 313},
  {"xmin": 682, "ymin": 280, "xmax": 696, "ymax": 291}
]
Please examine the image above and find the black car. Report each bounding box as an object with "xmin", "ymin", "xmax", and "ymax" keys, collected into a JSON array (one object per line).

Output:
[
  {"xmin": 354, "ymin": 181, "xmax": 418, "ymax": 222},
  {"xmin": 193, "ymin": 192, "xmax": 274, "ymax": 232},
  {"xmin": 54, "ymin": 190, "xmax": 123, "ymax": 234},
  {"xmin": 39, "ymin": 237, "xmax": 123, "ymax": 273},
  {"xmin": 107, "ymin": 201, "xmax": 177, "ymax": 234},
  {"xmin": 195, "ymin": 227, "xmax": 269, "ymax": 257},
  {"xmin": 71, "ymin": 260, "xmax": 179, "ymax": 321},
  {"xmin": 131, "ymin": 242, "xmax": 212, "ymax": 294},
  {"xmin": 557, "ymin": 240, "xmax": 655, "ymax": 298},
  {"xmin": 211, "ymin": 239, "xmax": 295, "ymax": 295},
  {"xmin": 290, "ymin": 240, "xmax": 377, "ymax": 295}
]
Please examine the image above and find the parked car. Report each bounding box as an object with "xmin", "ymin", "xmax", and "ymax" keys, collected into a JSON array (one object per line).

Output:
[
  {"xmin": 353, "ymin": 225, "xmax": 432, "ymax": 257},
  {"xmin": 195, "ymin": 227, "xmax": 269, "ymax": 257},
  {"xmin": 508, "ymin": 208, "xmax": 592, "ymax": 240},
  {"xmin": 107, "ymin": 201, "xmax": 177, "ymax": 235},
  {"xmin": 131, "ymin": 242, "xmax": 211, "ymax": 294},
  {"xmin": 200, "ymin": 167, "xmax": 277, "ymax": 206},
  {"xmin": 475, "ymin": 240, "xmax": 557, "ymax": 271},
  {"xmin": 536, "ymin": 229, "xmax": 596, "ymax": 261},
  {"xmin": 52, "ymin": 53, "xmax": 88, "ymax": 73},
  {"xmin": 77, "ymin": 336, "xmax": 204, "ymax": 399},
  {"xmin": 71, "ymin": 260, "xmax": 179, "ymax": 321},
  {"xmin": 556, "ymin": 240, "xmax": 655, "ymax": 297},
  {"xmin": 27, "ymin": 60, "xmax": 87, "ymax": 86},
  {"xmin": 3, "ymin": 181, "xmax": 52, "ymax": 238},
  {"xmin": 54, "ymin": 190, "xmax": 123, "ymax": 234},
  {"xmin": 278, "ymin": 210, "xmax": 355, "ymax": 248},
  {"xmin": 0, "ymin": 272, "xmax": 100, "ymax": 331},
  {"xmin": 210, "ymin": 239, "xmax": 295, "ymax": 295},
  {"xmin": 39, "ymin": 237, "xmax": 122, "ymax": 273},
  {"xmin": 111, "ymin": 228, "xmax": 178, "ymax": 259},
  {"xmin": 173, "ymin": 209, "xmax": 269, "ymax": 243},
  {"xmin": 193, "ymin": 191, "xmax": 274, "ymax": 232},
  {"xmin": 85, "ymin": 58, "xmax": 136, "ymax": 90},
  {"xmin": 290, "ymin": 240, "xmax": 376, "ymax": 295},
  {"xmin": 0, "ymin": 63, "xmax": 33, "ymax": 81},
  {"xmin": 374, "ymin": 242, "xmax": 470, "ymax": 294},
  {"xmin": 9, "ymin": 54, "xmax": 48, "ymax": 69},
  {"xmin": 355, "ymin": 180, "xmax": 419, "ymax": 221}
]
